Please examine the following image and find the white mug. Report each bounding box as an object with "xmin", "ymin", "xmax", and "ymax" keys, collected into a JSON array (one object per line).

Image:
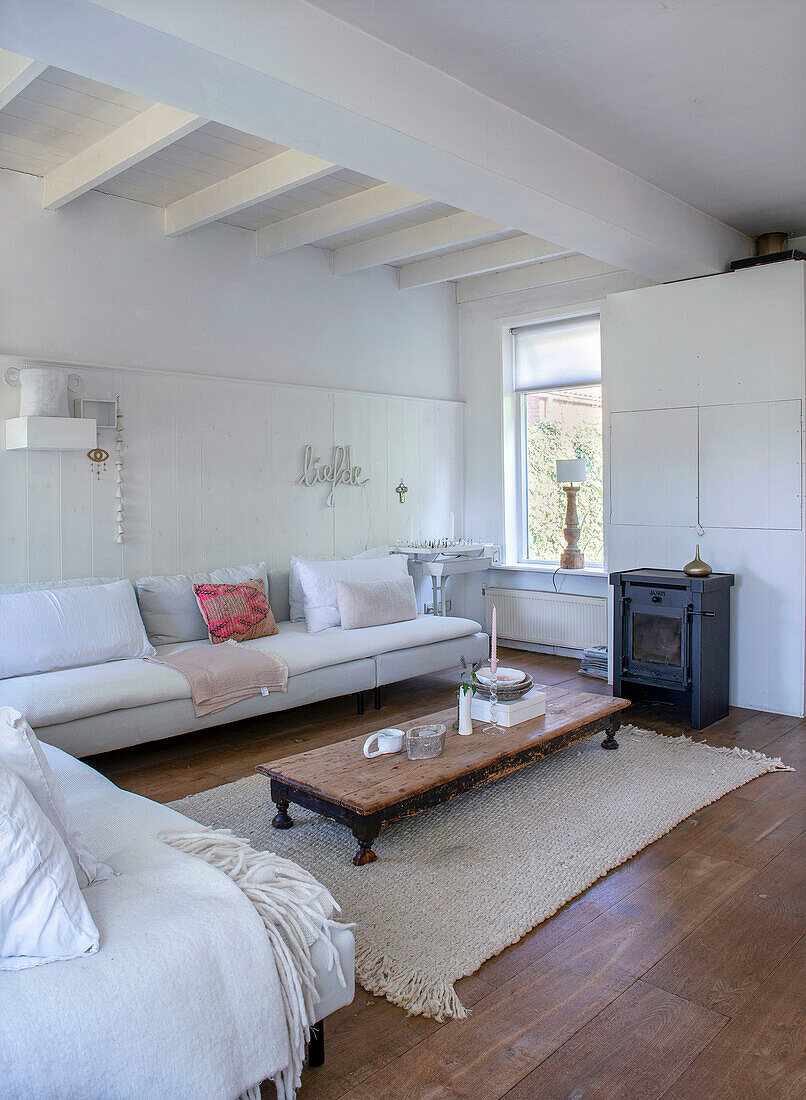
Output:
[{"xmin": 363, "ymin": 727, "xmax": 406, "ymax": 758}]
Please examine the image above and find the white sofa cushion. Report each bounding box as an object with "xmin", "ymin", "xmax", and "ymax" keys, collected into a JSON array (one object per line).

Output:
[
  {"xmin": 0, "ymin": 764, "xmax": 100, "ymax": 971},
  {"xmin": 0, "ymin": 616, "xmax": 482, "ymax": 729},
  {"xmin": 296, "ymin": 555, "xmax": 409, "ymax": 632},
  {"xmin": 136, "ymin": 562, "xmax": 269, "ymax": 645},
  {"xmin": 0, "ymin": 579, "xmax": 155, "ymax": 679},
  {"xmin": 0, "ymin": 707, "xmax": 113, "ymax": 888},
  {"xmin": 0, "ymin": 576, "xmax": 119, "ymax": 595},
  {"xmin": 289, "ymin": 546, "xmax": 390, "ymax": 622},
  {"xmin": 338, "ymin": 576, "xmax": 417, "ymax": 630}
]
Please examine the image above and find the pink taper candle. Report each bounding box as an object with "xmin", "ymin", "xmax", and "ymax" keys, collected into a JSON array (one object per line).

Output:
[{"xmin": 490, "ymin": 605, "xmax": 498, "ymax": 678}]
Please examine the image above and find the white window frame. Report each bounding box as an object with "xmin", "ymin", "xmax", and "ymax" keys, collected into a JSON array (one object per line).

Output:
[{"xmin": 501, "ymin": 304, "xmax": 604, "ymax": 569}]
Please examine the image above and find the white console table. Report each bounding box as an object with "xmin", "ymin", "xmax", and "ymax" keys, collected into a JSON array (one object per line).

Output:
[{"xmin": 392, "ymin": 545, "xmax": 493, "ymax": 615}]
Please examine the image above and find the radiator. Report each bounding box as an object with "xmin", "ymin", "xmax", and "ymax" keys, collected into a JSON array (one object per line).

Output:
[{"xmin": 484, "ymin": 587, "xmax": 607, "ymax": 650}]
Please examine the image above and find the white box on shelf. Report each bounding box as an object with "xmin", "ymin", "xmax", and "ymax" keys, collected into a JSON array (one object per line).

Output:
[
  {"xmin": 471, "ymin": 687, "xmax": 547, "ymax": 727},
  {"xmin": 5, "ymin": 416, "xmax": 96, "ymax": 451}
]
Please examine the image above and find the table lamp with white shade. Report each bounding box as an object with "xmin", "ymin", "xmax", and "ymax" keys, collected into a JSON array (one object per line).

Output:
[{"xmin": 556, "ymin": 458, "xmax": 586, "ymax": 569}]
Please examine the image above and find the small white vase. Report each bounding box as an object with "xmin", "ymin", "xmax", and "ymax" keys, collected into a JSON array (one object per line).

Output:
[{"xmin": 458, "ymin": 690, "xmax": 473, "ymax": 736}]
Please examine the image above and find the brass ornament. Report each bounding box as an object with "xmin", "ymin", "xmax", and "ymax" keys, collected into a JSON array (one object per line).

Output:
[
  {"xmin": 87, "ymin": 447, "xmax": 109, "ymax": 477},
  {"xmin": 683, "ymin": 545, "xmax": 712, "ymax": 577}
]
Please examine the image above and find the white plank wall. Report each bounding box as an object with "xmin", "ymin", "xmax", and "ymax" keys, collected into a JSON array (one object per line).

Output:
[{"xmin": 0, "ymin": 359, "xmax": 464, "ymax": 584}]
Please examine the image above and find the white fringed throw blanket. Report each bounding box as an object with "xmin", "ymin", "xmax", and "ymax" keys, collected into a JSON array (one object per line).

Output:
[
  {"xmin": 148, "ymin": 641, "xmax": 288, "ymax": 716},
  {"xmin": 160, "ymin": 828, "xmax": 346, "ymax": 1100}
]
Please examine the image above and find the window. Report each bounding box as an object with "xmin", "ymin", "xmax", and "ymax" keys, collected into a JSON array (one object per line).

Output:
[{"xmin": 513, "ymin": 313, "xmax": 603, "ymax": 565}]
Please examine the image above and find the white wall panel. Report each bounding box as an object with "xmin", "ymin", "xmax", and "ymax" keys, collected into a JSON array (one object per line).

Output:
[
  {"xmin": 605, "ymin": 263, "xmax": 806, "ymax": 412},
  {"xmin": 147, "ymin": 374, "xmax": 179, "ymax": 576},
  {"xmin": 25, "ymin": 451, "xmax": 61, "ymax": 580},
  {"xmin": 699, "ymin": 400, "xmax": 802, "ymax": 531},
  {"xmin": 59, "ymin": 448, "xmax": 92, "ymax": 579},
  {"xmin": 0, "ymin": 359, "xmax": 464, "ymax": 585},
  {"xmin": 609, "ymin": 408, "xmax": 699, "ymax": 527},
  {"xmin": 176, "ymin": 380, "xmax": 204, "ymax": 574},
  {"xmin": 705, "ymin": 528, "xmax": 805, "ymax": 716}
]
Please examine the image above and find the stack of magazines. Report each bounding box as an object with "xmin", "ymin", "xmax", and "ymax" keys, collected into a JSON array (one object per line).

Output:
[{"xmin": 579, "ymin": 645, "xmax": 608, "ymax": 680}]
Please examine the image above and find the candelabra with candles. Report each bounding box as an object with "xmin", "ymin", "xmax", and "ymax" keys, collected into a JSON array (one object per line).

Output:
[{"xmin": 483, "ymin": 604, "xmax": 504, "ymax": 735}]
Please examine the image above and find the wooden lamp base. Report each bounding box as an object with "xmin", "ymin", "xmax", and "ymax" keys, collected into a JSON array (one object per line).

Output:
[{"xmin": 560, "ymin": 484, "xmax": 584, "ymax": 570}]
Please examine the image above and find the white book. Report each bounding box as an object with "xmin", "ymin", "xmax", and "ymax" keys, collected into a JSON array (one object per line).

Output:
[{"xmin": 471, "ymin": 687, "xmax": 547, "ymax": 727}]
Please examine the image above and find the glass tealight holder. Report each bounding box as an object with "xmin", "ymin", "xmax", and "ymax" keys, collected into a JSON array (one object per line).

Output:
[{"xmin": 406, "ymin": 723, "xmax": 447, "ymax": 760}]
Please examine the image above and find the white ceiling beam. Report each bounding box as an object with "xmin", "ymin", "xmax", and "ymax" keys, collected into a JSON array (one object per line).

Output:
[
  {"xmin": 398, "ymin": 235, "xmax": 570, "ymax": 290},
  {"xmin": 255, "ymin": 184, "xmax": 430, "ymax": 258},
  {"xmin": 42, "ymin": 102, "xmax": 206, "ymax": 210},
  {"xmin": 0, "ymin": 49, "xmax": 47, "ymax": 109},
  {"xmin": 332, "ymin": 211, "xmax": 504, "ymax": 275},
  {"xmin": 7, "ymin": 0, "xmax": 751, "ymax": 280},
  {"xmin": 455, "ymin": 255, "xmax": 619, "ymax": 304},
  {"xmin": 164, "ymin": 149, "xmax": 339, "ymax": 236}
]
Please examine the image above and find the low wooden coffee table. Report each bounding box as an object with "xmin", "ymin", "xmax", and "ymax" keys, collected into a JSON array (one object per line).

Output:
[{"xmin": 256, "ymin": 686, "xmax": 630, "ymax": 866}]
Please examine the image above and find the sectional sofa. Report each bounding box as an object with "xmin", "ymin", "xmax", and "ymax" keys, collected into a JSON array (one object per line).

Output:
[
  {"xmin": 0, "ymin": 564, "xmax": 488, "ymax": 758},
  {"xmin": 0, "ymin": 730, "xmax": 355, "ymax": 1097}
]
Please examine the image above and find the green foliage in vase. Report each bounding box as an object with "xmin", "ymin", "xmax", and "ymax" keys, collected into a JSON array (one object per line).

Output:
[{"xmin": 458, "ymin": 656, "xmax": 482, "ymax": 697}]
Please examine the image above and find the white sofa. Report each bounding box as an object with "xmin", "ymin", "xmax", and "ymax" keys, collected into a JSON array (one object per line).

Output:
[
  {"xmin": 0, "ymin": 567, "xmax": 487, "ymax": 757},
  {"xmin": 0, "ymin": 740, "xmax": 355, "ymax": 1099}
]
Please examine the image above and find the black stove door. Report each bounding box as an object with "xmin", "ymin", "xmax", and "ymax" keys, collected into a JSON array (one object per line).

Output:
[{"xmin": 622, "ymin": 594, "xmax": 691, "ymax": 687}]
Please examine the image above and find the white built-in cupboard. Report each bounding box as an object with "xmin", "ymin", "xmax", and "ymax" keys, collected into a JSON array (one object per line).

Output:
[{"xmin": 604, "ymin": 262, "xmax": 806, "ymax": 716}]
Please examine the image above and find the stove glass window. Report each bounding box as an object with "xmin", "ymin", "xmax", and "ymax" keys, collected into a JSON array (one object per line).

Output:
[{"xmin": 632, "ymin": 611, "xmax": 682, "ymax": 666}]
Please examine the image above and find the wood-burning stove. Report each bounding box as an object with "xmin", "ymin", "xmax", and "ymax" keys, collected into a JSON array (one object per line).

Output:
[{"xmin": 610, "ymin": 568, "xmax": 734, "ymax": 730}]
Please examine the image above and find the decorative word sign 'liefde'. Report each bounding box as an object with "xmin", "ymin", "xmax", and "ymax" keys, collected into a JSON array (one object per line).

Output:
[{"xmin": 298, "ymin": 444, "xmax": 369, "ymax": 506}]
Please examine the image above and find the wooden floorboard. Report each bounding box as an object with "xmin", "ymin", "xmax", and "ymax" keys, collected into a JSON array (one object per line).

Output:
[
  {"xmin": 643, "ymin": 832, "xmax": 806, "ymax": 1015},
  {"xmin": 500, "ymin": 980, "xmax": 728, "ymax": 1100},
  {"xmin": 659, "ymin": 934, "xmax": 806, "ymax": 1100},
  {"xmin": 88, "ymin": 648, "xmax": 806, "ymax": 1100}
]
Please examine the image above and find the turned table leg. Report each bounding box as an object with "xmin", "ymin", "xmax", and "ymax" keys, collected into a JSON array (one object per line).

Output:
[
  {"xmin": 601, "ymin": 717, "xmax": 620, "ymax": 750},
  {"xmin": 272, "ymin": 799, "xmax": 294, "ymax": 829},
  {"xmin": 351, "ymin": 819, "xmax": 380, "ymax": 866}
]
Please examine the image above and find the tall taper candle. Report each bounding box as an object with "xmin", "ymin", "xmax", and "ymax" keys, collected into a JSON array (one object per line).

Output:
[{"xmin": 490, "ymin": 605, "xmax": 497, "ymax": 677}]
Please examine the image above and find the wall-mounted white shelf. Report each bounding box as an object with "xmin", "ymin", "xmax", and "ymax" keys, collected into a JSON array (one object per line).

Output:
[{"xmin": 5, "ymin": 416, "xmax": 96, "ymax": 451}]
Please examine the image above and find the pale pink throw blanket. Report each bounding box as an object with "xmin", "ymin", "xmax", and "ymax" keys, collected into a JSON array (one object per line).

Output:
[{"xmin": 147, "ymin": 641, "xmax": 288, "ymax": 716}]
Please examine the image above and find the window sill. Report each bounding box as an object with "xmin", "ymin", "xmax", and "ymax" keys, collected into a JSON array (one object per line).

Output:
[{"xmin": 493, "ymin": 563, "xmax": 607, "ymax": 578}]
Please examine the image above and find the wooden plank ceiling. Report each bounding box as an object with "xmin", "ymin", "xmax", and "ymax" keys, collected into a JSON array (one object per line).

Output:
[{"xmin": 0, "ymin": 51, "xmax": 616, "ymax": 299}]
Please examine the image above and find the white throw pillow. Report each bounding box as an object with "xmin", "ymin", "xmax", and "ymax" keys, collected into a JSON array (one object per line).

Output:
[
  {"xmin": 296, "ymin": 554, "xmax": 409, "ymax": 632},
  {"xmin": 337, "ymin": 576, "xmax": 418, "ymax": 630},
  {"xmin": 0, "ymin": 764, "xmax": 100, "ymax": 971},
  {"xmin": 0, "ymin": 579, "xmax": 155, "ymax": 679},
  {"xmin": 0, "ymin": 707, "xmax": 113, "ymax": 888},
  {"xmin": 289, "ymin": 546, "xmax": 390, "ymax": 622},
  {"xmin": 136, "ymin": 562, "xmax": 269, "ymax": 645}
]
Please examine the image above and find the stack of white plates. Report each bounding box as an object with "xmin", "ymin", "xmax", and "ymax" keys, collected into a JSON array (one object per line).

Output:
[{"xmin": 475, "ymin": 666, "xmax": 534, "ymax": 700}]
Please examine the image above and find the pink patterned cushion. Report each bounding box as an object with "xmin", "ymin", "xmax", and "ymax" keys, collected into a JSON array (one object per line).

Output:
[{"xmin": 192, "ymin": 578, "xmax": 278, "ymax": 644}]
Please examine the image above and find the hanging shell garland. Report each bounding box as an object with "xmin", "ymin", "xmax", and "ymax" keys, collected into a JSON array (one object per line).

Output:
[{"xmin": 115, "ymin": 401, "xmax": 124, "ymax": 544}]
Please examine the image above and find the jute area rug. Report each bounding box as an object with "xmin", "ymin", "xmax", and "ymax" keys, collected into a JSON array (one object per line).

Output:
[{"xmin": 169, "ymin": 726, "xmax": 790, "ymax": 1021}]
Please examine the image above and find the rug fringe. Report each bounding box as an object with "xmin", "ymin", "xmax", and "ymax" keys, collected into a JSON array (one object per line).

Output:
[
  {"xmin": 713, "ymin": 744, "xmax": 794, "ymax": 771},
  {"xmin": 626, "ymin": 726, "xmax": 795, "ymax": 772},
  {"xmin": 357, "ymin": 954, "xmax": 469, "ymax": 1021},
  {"xmin": 160, "ymin": 827, "xmax": 347, "ymax": 1100}
]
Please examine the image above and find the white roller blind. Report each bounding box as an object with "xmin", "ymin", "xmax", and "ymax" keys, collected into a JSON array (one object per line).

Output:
[{"xmin": 513, "ymin": 313, "xmax": 601, "ymax": 391}]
